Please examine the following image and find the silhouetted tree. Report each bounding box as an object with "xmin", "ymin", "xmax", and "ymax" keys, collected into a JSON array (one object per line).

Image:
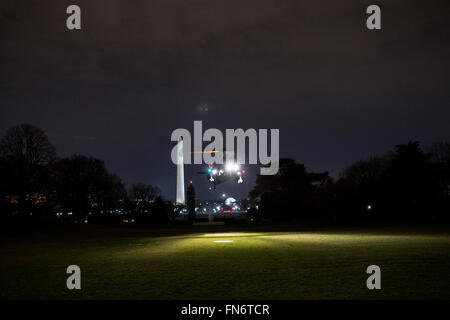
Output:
[
  {"xmin": 187, "ymin": 183, "xmax": 196, "ymax": 222},
  {"xmin": 428, "ymin": 142, "xmax": 450, "ymax": 219},
  {"xmin": 338, "ymin": 156, "xmax": 388, "ymax": 220},
  {"xmin": 129, "ymin": 183, "xmax": 161, "ymax": 202},
  {"xmin": 343, "ymin": 157, "xmax": 387, "ymax": 186},
  {"xmin": 428, "ymin": 141, "xmax": 450, "ymax": 164},
  {"xmin": 250, "ymin": 158, "xmax": 332, "ymax": 221},
  {"xmin": 338, "ymin": 142, "xmax": 439, "ymax": 221},
  {"xmin": 128, "ymin": 183, "xmax": 161, "ymax": 222},
  {"xmin": 151, "ymin": 196, "xmax": 169, "ymax": 224},
  {"xmin": 0, "ymin": 124, "xmax": 56, "ymax": 166},
  {"xmin": 0, "ymin": 124, "xmax": 56, "ymax": 217},
  {"xmin": 51, "ymin": 155, "xmax": 125, "ymax": 220},
  {"xmin": 382, "ymin": 141, "xmax": 435, "ymax": 219},
  {"xmin": 166, "ymin": 201, "xmax": 176, "ymax": 223}
]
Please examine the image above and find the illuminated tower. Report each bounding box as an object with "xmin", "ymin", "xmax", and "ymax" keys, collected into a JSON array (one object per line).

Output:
[{"xmin": 176, "ymin": 137, "xmax": 185, "ymax": 204}]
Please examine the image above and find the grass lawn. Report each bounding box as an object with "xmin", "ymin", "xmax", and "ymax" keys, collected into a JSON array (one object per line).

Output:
[{"xmin": 1, "ymin": 224, "xmax": 450, "ymax": 299}]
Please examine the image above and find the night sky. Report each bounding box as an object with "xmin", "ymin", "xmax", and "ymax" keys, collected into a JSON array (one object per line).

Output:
[{"xmin": 1, "ymin": 0, "xmax": 449, "ymax": 200}]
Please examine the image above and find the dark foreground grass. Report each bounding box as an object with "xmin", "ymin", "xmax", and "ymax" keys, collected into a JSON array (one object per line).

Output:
[{"xmin": 1, "ymin": 224, "xmax": 450, "ymax": 299}]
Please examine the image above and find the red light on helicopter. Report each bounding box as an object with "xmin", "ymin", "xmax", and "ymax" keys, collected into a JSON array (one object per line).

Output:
[{"xmin": 242, "ymin": 170, "xmax": 246, "ymax": 174}]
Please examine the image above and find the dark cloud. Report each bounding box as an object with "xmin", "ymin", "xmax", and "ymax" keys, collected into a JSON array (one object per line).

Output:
[{"xmin": 1, "ymin": 0, "xmax": 449, "ymax": 199}]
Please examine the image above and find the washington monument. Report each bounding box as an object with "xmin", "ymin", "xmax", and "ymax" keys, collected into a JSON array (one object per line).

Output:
[{"xmin": 176, "ymin": 136, "xmax": 185, "ymax": 204}]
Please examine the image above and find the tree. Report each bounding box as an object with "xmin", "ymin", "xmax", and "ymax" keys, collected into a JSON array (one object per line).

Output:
[
  {"xmin": 249, "ymin": 159, "xmax": 308, "ymax": 199},
  {"xmin": 129, "ymin": 183, "xmax": 161, "ymax": 202},
  {"xmin": 0, "ymin": 124, "xmax": 56, "ymax": 217},
  {"xmin": 128, "ymin": 183, "xmax": 161, "ymax": 221},
  {"xmin": 187, "ymin": 183, "xmax": 196, "ymax": 222},
  {"xmin": 0, "ymin": 124, "xmax": 56, "ymax": 166},
  {"xmin": 150, "ymin": 196, "xmax": 169, "ymax": 224},
  {"xmin": 428, "ymin": 141, "xmax": 450, "ymax": 219},
  {"xmin": 342, "ymin": 156, "xmax": 387, "ymax": 186},
  {"xmin": 338, "ymin": 156, "xmax": 388, "ymax": 219},
  {"xmin": 382, "ymin": 141, "xmax": 435, "ymax": 219},
  {"xmin": 51, "ymin": 155, "xmax": 125, "ymax": 219},
  {"xmin": 249, "ymin": 158, "xmax": 332, "ymax": 221},
  {"xmin": 428, "ymin": 141, "xmax": 450, "ymax": 164}
]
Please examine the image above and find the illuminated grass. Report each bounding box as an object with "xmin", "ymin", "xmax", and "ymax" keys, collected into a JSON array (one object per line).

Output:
[{"xmin": 1, "ymin": 227, "xmax": 450, "ymax": 299}]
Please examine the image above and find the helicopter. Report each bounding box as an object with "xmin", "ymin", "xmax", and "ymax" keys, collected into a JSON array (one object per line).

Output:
[{"xmin": 194, "ymin": 150, "xmax": 245, "ymax": 190}]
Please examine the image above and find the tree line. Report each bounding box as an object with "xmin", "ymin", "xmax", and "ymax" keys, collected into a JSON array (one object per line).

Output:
[
  {"xmin": 1, "ymin": 123, "xmax": 449, "ymax": 226},
  {"xmin": 249, "ymin": 141, "xmax": 450, "ymax": 223},
  {"xmin": 0, "ymin": 124, "xmax": 171, "ymax": 225}
]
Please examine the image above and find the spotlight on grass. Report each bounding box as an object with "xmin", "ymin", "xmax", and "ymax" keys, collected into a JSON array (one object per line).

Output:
[
  {"xmin": 203, "ymin": 233, "xmax": 258, "ymax": 237},
  {"xmin": 213, "ymin": 240, "xmax": 233, "ymax": 243}
]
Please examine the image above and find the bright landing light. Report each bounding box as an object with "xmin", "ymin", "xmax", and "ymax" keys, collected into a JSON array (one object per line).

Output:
[{"xmin": 225, "ymin": 162, "xmax": 239, "ymax": 172}]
